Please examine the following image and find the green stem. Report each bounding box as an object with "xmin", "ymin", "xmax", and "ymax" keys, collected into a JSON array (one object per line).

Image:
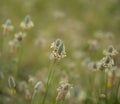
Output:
[
  {"xmin": 60, "ymin": 100, "xmax": 64, "ymax": 104},
  {"xmin": 55, "ymin": 101, "xmax": 58, "ymax": 104},
  {"xmin": 42, "ymin": 59, "xmax": 56, "ymax": 104},
  {"xmin": 104, "ymin": 71, "xmax": 108, "ymax": 104},
  {"xmin": 31, "ymin": 90, "xmax": 36, "ymax": 104},
  {"xmin": 114, "ymin": 79, "xmax": 120, "ymax": 103}
]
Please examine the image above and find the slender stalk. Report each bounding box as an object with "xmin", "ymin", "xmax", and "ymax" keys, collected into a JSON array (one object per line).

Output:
[
  {"xmin": 55, "ymin": 101, "xmax": 58, "ymax": 104},
  {"xmin": 114, "ymin": 79, "xmax": 120, "ymax": 103},
  {"xmin": 16, "ymin": 42, "xmax": 24, "ymax": 77},
  {"xmin": 31, "ymin": 90, "xmax": 37, "ymax": 104},
  {"xmin": 103, "ymin": 70, "xmax": 108, "ymax": 104},
  {"xmin": 60, "ymin": 100, "xmax": 64, "ymax": 104},
  {"xmin": 42, "ymin": 59, "xmax": 56, "ymax": 104},
  {"xmin": 0, "ymin": 35, "xmax": 5, "ymax": 69}
]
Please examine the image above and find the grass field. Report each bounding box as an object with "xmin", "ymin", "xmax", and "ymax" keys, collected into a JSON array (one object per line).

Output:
[{"xmin": 0, "ymin": 0, "xmax": 120, "ymax": 104}]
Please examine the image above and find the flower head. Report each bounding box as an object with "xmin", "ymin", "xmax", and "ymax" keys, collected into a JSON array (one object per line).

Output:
[
  {"xmin": 8, "ymin": 76, "xmax": 16, "ymax": 89},
  {"xmin": 8, "ymin": 76, "xmax": 16, "ymax": 95},
  {"xmin": 20, "ymin": 15, "xmax": 34, "ymax": 30},
  {"xmin": 56, "ymin": 80, "xmax": 72, "ymax": 101},
  {"xmin": 9, "ymin": 38, "xmax": 19, "ymax": 53},
  {"xmin": 15, "ymin": 32, "xmax": 26, "ymax": 41},
  {"xmin": 34, "ymin": 81, "xmax": 42, "ymax": 91},
  {"xmin": 100, "ymin": 56, "xmax": 114, "ymax": 69},
  {"xmin": 103, "ymin": 45, "xmax": 118, "ymax": 56},
  {"xmin": 2, "ymin": 19, "xmax": 14, "ymax": 35},
  {"xmin": 50, "ymin": 39, "xmax": 66, "ymax": 60}
]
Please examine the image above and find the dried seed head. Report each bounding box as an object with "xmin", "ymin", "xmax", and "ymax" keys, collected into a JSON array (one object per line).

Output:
[{"xmin": 8, "ymin": 76, "xmax": 16, "ymax": 89}]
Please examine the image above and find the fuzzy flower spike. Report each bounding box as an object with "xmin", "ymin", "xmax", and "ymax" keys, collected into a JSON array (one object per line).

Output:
[
  {"xmin": 103, "ymin": 45, "xmax": 118, "ymax": 56},
  {"xmin": 20, "ymin": 15, "xmax": 34, "ymax": 30},
  {"xmin": 50, "ymin": 39, "xmax": 66, "ymax": 60},
  {"xmin": 14, "ymin": 32, "xmax": 26, "ymax": 42},
  {"xmin": 8, "ymin": 76, "xmax": 16, "ymax": 95},
  {"xmin": 2, "ymin": 19, "xmax": 14, "ymax": 35},
  {"xmin": 56, "ymin": 81, "xmax": 72, "ymax": 101}
]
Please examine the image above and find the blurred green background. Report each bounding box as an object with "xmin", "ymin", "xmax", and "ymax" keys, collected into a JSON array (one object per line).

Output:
[{"xmin": 0, "ymin": 0, "xmax": 120, "ymax": 104}]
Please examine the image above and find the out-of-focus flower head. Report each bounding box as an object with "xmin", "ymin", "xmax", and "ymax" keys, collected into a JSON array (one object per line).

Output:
[
  {"xmin": 56, "ymin": 80, "xmax": 72, "ymax": 101},
  {"xmin": 9, "ymin": 39, "xmax": 19, "ymax": 53},
  {"xmin": 34, "ymin": 81, "xmax": 42, "ymax": 91},
  {"xmin": 100, "ymin": 56, "xmax": 114, "ymax": 69},
  {"xmin": 88, "ymin": 61, "xmax": 98, "ymax": 71},
  {"xmin": 88, "ymin": 40, "xmax": 98, "ymax": 52},
  {"xmin": 34, "ymin": 37, "xmax": 45, "ymax": 48},
  {"xmin": 28, "ymin": 75, "xmax": 37, "ymax": 83},
  {"xmin": 103, "ymin": 45, "xmax": 118, "ymax": 56},
  {"xmin": 8, "ymin": 76, "xmax": 16, "ymax": 95},
  {"xmin": 81, "ymin": 57, "xmax": 91, "ymax": 67},
  {"xmin": 2, "ymin": 19, "xmax": 14, "ymax": 35},
  {"xmin": 97, "ymin": 62, "xmax": 105, "ymax": 71},
  {"xmin": 50, "ymin": 39, "xmax": 66, "ymax": 60},
  {"xmin": 14, "ymin": 32, "xmax": 26, "ymax": 42},
  {"xmin": 18, "ymin": 81, "xmax": 27, "ymax": 92},
  {"xmin": 20, "ymin": 15, "xmax": 34, "ymax": 30}
]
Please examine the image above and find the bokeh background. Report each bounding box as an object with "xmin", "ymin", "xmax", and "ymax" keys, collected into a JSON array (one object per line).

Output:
[{"xmin": 0, "ymin": 0, "xmax": 120, "ymax": 104}]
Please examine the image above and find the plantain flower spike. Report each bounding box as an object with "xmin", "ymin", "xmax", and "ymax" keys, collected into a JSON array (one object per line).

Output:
[
  {"xmin": 103, "ymin": 45, "xmax": 118, "ymax": 56},
  {"xmin": 14, "ymin": 32, "xmax": 26, "ymax": 42},
  {"xmin": 20, "ymin": 15, "xmax": 34, "ymax": 30},
  {"xmin": 8, "ymin": 76, "xmax": 16, "ymax": 95},
  {"xmin": 50, "ymin": 39, "xmax": 66, "ymax": 60},
  {"xmin": 2, "ymin": 19, "xmax": 14, "ymax": 35},
  {"xmin": 34, "ymin": 81, "xmax": 42, "ymax": 91},
  {"xmin": 56, "ymin": 80, "xmax": 72, "ymax": 102},
  {"xmin": 9, "ymin": 38, "xmax": 19, "ymax": 53},
  {"xmin": 100, "ymin": 56, "xmax": 114, "ymax": 69}
]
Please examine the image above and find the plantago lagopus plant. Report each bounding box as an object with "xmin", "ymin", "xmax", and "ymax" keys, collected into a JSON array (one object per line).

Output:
[{"xmin": 42, "ymin": 39, "xmax": 66, "ymax": 104}]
